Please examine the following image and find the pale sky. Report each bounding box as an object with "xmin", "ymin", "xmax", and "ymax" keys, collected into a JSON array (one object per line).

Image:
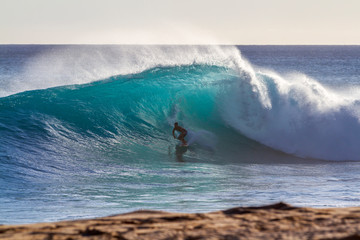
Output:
[{"xmin": 1, "ymin": 0, "xmax": 359, "ymax": 44}]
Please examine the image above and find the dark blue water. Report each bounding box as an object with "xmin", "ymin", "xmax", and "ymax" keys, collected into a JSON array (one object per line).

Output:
[{"xmin": 1, "ymin": 45, "xmax": 360, "ymax": 224}]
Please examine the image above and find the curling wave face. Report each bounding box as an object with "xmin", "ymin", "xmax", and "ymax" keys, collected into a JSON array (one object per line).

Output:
[{"xmin": 1, "ymin": 45, "xmax": 360, "ymax": 170}]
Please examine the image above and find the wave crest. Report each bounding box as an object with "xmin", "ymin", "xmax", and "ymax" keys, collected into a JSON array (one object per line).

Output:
[{"xmin": 1, "ymin": 45, "xmax": 242, "ymax": 97}]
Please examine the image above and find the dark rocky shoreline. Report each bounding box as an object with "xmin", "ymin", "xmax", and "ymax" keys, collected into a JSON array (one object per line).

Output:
[{"xmin": 1, "ymin": 202, "xmax": 360, "ymax": 239}]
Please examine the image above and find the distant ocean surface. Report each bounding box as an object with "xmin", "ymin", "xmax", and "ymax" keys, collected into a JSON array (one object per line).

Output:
[{"xmin": 1, "ymin": 45, "xmax": 360, "ymax": 224}]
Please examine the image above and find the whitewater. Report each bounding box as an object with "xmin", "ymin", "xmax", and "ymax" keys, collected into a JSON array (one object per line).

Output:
[{"xmin": 1, "ymin": 45, "xmax": 360, "ymax": 224}]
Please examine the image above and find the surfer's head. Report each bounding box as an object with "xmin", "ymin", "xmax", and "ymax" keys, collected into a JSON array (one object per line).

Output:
[{"xmin": 174, "ymin": 122, "xmax": 178, "ymax": 126}]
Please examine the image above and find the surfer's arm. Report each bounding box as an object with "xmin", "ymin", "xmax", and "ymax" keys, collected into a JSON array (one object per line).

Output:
[{"xmin": 172, "ymin": 128, "xmax": 176, "ymax": 138}]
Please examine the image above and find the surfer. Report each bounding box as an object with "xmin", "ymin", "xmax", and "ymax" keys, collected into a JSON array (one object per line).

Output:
[{"xmin": 172, "ymin": 122, "xmax": 188, "ymax": 146}]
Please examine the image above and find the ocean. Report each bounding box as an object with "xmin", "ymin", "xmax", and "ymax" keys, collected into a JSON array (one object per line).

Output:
[{"xmin": 1, "ymin": 45, "xmax": 360, "ymax": 224}]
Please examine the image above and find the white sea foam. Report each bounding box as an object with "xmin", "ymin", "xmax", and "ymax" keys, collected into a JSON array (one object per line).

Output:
[{"xmin": 222, "ymin": 66, "xmax": 360, "ymax": 161}]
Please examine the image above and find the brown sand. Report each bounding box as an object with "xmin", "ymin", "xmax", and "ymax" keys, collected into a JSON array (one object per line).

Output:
[{"xmin": 1, "ymin": 202, "xmax": 360, "ymax": 240}]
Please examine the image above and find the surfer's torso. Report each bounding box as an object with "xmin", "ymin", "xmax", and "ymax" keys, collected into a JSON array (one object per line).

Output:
[{"xmin": 174, "ymin": 125, "xmax": 187, "ymax": 134}]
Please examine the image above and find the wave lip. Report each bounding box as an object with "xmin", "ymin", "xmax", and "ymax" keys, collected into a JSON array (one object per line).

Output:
[{"xmin": 0, "ymin": 45, "xmax": 242, "ymax": 98}]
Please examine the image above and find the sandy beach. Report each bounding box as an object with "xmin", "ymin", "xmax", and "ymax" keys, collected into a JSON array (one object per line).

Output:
[{"xmin": 1, "ymin": 202, "xmax": 360, "ymax": 239}]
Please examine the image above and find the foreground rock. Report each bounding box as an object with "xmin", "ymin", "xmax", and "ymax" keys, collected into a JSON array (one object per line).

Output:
[{"xmin": 1, "ymin": 203, "xmax": 360, "ymax": 240}]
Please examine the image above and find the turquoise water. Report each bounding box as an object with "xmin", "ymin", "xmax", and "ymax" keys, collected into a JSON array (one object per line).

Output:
[{"xmin": 1, "ymin": 45, "xmax": 360, "ymax": 224}]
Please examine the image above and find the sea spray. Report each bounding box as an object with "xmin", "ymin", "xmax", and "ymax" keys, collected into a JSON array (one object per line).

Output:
[{"xmin": 1, "ymin": 45, "xmax": 241, "ymax": 97}]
